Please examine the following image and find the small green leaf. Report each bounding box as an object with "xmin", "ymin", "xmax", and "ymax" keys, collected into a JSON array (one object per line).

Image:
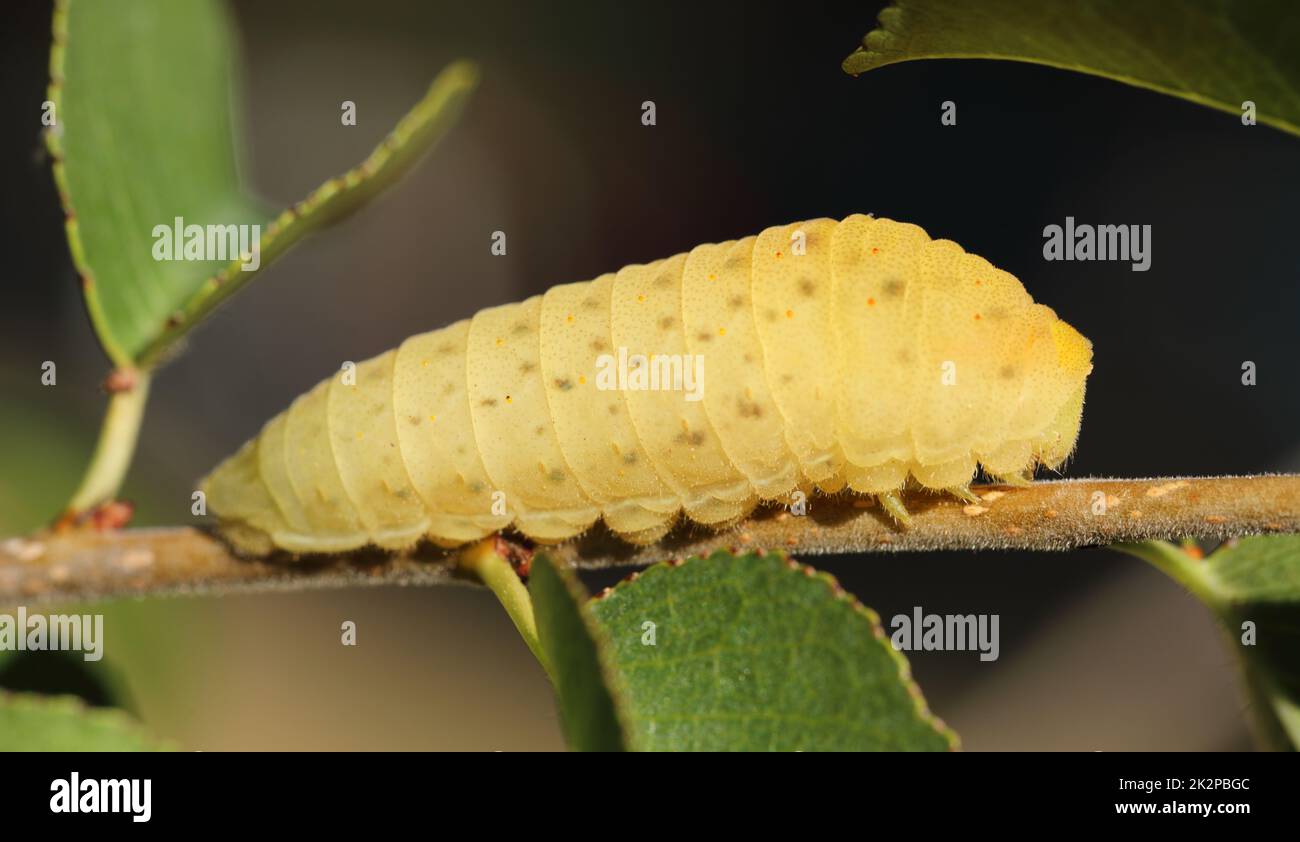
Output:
[
  {"xmin": 1204, "ymin": 535, "xmax": 1300, "ymax": 749},
  {"xmin": 1117, "ymin": 536, "xmax": 1300, "ymax": 749},
  {"xmin": 47, "ymin": 0, "xmax": 477, "ymax": 369},
  {"xmin": 587, "ymin": 550, "xmax": 957, "ymax": 751},
  {"xmin": 1209, "ymin": 534, "xmax": 1300, "ymax": 603},
  {"xmin": 844, "ymin": 0, "xmax": 1300, "ymax": 138},
  {"xmin": 0, "ymin": 692, "xmax": 174, "ymax": 751},
  {"xmin": 0, "ymin": 652, "xmax": 135, "ymax": 714},
  {"xmin": 529, "ymin": 555, "xmax": 631, "ymax": 752}
]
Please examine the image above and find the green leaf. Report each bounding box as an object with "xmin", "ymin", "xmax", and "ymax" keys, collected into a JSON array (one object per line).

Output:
[
  {"xmin": 529, "ymin": 554, "xmax": 630, "ymax": 751},
  {"xmin": 1209, "ymin": 534, "xmax": 1300, "ymax": 604},
  {"xmin": 0, "ymin": 651, "xmax": 135, "ymax": 714},
  {"xmin": 0, "ymin": 692, "xmax": 174, "ymax": 751},
  {"xmin": 587, "ymin": 550, "xmax": 957, "ymax": 751},
  {"xmin": 46, "ymin": 0, "xmax": 478, "ymax": 369},
  {"xmin": 1117, "ymin": 536, "xmax": 1300, "ymax": 750},
  {"xmin": 1204, "ymin": 535, "xmax": 1300, "ymax": 749},
  {"xmin": 843, "ymin": 0, "xmax": 1300, "ymax": 138}
]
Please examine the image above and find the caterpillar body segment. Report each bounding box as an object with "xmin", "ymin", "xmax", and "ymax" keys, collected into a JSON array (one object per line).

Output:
[
  {"xmin": 538, "ymin": 272, "xmax": 679, "ymax": 540},
  {"xmin": 751, "ymin": 218, "xmax": 844, "ymax": 489},
  {"xmin": 613, "ymin": 252, "xmax": 756, "ymax": 526},
  {"xmin": 832, "ymin": 215, "xmax": 930, "ymax": 494},
  {"xmin": 393, "ymin": 321, "xmax": 512, "ymax": 546},
  {"xmin": 467, "ymin": 295, "xmax": 600, "ymax": 541},
  {"xmin": 283, "ymin": 379, "xmax": 367, "ymax": 547},
  {"xmin": 683, "ymin": 235, "xmax": 800, "ymax": 500},
  {"xmin": 201, "ymin": 214, "xmax": 1094, "ymax": 555}
]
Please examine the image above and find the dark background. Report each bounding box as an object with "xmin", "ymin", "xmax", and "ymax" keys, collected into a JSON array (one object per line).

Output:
[{"xmin": 2, "ymin": 0, "xmax": 1297, "ymax": 749}]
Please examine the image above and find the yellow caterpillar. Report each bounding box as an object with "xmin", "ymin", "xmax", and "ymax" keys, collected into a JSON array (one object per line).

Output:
[{"xmin": 201, "ymin": 214, "xmax": 1093, "ymax": 555}]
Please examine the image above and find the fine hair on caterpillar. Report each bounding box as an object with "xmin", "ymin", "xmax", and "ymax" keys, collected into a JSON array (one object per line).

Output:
[{"xmin": 201, "ymin": 214, "xmax": 1094, "ymax": 556}]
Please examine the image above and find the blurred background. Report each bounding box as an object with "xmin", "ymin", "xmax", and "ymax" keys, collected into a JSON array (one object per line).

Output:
[{"xmin": 2, "ymin": 0, "xmax": 1298, "ymax": 750}]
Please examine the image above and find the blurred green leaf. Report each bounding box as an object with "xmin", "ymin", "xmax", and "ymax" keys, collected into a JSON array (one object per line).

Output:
[
  {"xmin": 0, "ymin": 692, "xmax": 174, "ymax": 751},
  {"xmin": 530, "ymin": 555, "xmax": 630, "ymax": 751},
  {"xmin": 47, "ymin": 0, "xmax": 478, "ymax": 369},
  {"xmin": 0, "ymin": 652, "xmax": 134, "ymax": 713},
  {"xmin": 586, "ymin": 550, "xmax": 957, "ymax": 751},
  {"xmin": 1210, "ymin": 534, "xmax": 1300, "ymax": 603},
  {"xmin": 844, "ymin": 0, "xmax": 1300, "ymax": 137},
  {"xmin": 1204, "ymin": 535, "xmax": 1300, "ymax": 749},
  {"xmin": 1118, "ymin": 535, "xmax": 1300, "ymax": 750}
]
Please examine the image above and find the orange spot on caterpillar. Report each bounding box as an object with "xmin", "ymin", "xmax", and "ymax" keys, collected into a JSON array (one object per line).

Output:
[
  {"xmin": 974, "ymin": 313, "xmax": 981, "ymax": 320},
  {"xmin": 775, "ymin": 251, "xmax": 783, "ymax": 258},
  {"xmin": 566, "ymin": 314, "xmax": 575, "ymax": 323},
  {"xmin": 495, "ymin": 338, "xmax": 504, "ymax": 347},
  {"xmin": 870, "ymin": 247, "xmax": 880, "ymax": 255},
  {"xmin": 866, "ymin": 298, "xmax": 876, "ymax": 307},
  {"xmin": 974, "ymin": 279, "xmax": 982, "ymax": 286},
  {"xmin": 785, "ymin": 309, "xmax": 794, "ymax": 318},
  {"xmin": 707, "ymin": 273, "xmax": 717, "ymax": 281}
]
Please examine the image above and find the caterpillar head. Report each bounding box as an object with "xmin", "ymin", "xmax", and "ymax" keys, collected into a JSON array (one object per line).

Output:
[{"xmin": 1035, "ymin": 317, "xmax": 1093, "ymax": 469}]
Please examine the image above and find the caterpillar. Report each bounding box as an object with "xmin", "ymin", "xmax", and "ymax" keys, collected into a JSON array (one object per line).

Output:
[{"xmin": 201, "ymin": 214, "xmax": 1094, "ymax": 555}]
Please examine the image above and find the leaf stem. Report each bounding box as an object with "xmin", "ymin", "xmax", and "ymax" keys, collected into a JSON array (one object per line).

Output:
[
  {"xmin": 63, "ymin": 372, "xmax": 152, "ymax": 517},
  {"xmin": 134, "ymin": 61, "xmax": 480, "ymax": 369},
  {"xmin": 1111, "ymin": 539, "xmax": 1223, "ymax": 611},
  {"xmin": 457, "ymin": 540, "xmax": 552, "ymax": 680}
]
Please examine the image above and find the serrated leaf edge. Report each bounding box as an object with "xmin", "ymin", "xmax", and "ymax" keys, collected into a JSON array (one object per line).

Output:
[
  {"xmin": 44, "ymin": 0, "xmax": 132, "ymax": 368},
  {"xmin": 533, "ymin": 554, "xmax": 643, "ymax": 751},
  {"xmin": 841, "ymin": 1, "xmax": 1300, "ymax": 138},
  {"xmin": 590, "ymin": 547, "xmax": 961, "ymax": 751},
  {"xmin": 45, "ymin": 0, "xmax": 479, "ymax": 368}
]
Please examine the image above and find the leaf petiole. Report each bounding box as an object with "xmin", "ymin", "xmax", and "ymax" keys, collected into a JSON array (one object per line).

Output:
[
  {"xmin": 62, "ymin": 371, "xmax": 152, "ymax": 519},
  {"xmin": 457, "ymin": 540, "xmax": 552, "ymax": 681}
]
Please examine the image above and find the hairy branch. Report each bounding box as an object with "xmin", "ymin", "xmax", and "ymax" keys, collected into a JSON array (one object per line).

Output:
[{"xmin": 3, "ymin": 475, "xmax": 1298, "ymax": 607}]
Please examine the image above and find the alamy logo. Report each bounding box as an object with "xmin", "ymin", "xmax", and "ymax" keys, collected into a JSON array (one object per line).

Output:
[
  {"xmin": 50, "ymin": 773, "xmax": 151, "ymax": 823},
  {"xmin": 596, "ymin": 347, "xmax": 704, "ymax": 402},
  {"xmin": 151, "ymin": 216, "xmax": 261, "ymax": 270},
  {"xmin": 890, "ymin": 606, "xmax": 1000, "ymax": 662},
  {"xmin": 0, "ymin": 607, "xmax": 103, "ymax": 661},
  {"xmin": 1043, "ymin": 216, "xmax": 1151, "ymax": 271}
]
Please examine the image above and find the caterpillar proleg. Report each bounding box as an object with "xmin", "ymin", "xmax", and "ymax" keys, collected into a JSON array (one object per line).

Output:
[{"xmin": 201, "ymin": 215, "xmax": 1094, "ymax": 555}]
